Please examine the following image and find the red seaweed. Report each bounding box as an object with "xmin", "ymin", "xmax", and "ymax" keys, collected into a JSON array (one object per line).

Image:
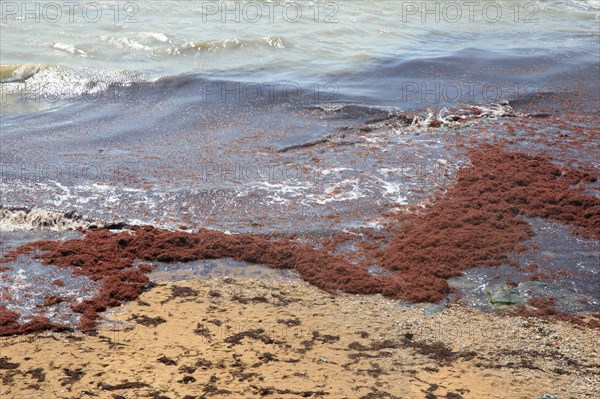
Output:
[{"xmin": 1, "ymin": 145, "xmax": 598, "ymax": 335}]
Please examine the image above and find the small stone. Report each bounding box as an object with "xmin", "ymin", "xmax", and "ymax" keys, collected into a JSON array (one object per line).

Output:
[{"xmin": 485, "ymin": 283, "xmax": 524, "ymax": 310}]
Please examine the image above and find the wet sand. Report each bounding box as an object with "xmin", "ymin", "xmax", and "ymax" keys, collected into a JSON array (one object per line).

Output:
[{"xmin": 1, "ymin": 277, "xmax": 598, "ymax": 399}]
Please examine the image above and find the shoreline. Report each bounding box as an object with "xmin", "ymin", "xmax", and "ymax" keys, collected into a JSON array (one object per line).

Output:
[
  {"xmin": 1, "ymin": 144, "xmax": 599, "ymax": 335},
  {"xmin": 1, "ymin": 277, "xmax": 598, "ymax": 399},
  {"xmin": 2, "ymin": 3, "xmax": 599, "ymax": 397}
]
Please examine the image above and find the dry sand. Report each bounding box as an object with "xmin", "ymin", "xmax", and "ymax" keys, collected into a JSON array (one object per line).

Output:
[{"xmin": 1, "ymin": 277, "xmax": 598, "ymax": 399}]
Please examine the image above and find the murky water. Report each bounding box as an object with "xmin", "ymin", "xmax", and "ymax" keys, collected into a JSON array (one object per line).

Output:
[
  {"xmin": 449, "ymin": 218, "xmax": 600, "ymax": 313},
  {"xmin": 0, "ymin": 230, "xmax": 97, "ymax": 325},
  {"xmin": 149, "ymin": 258, "xmax": 300, "ymax": 281}
]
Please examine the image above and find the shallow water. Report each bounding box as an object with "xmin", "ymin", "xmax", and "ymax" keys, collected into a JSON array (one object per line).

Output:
[
  {"xmin": 2, "ymin": 1, "xmax": 599, "ymax": 76},
  {"xmin": 449, "ymin": 218, "xmax": 600, "ymax": 313},
  {"xmin": 149, "ymin": 257, "xmax": 301, "ymax": 282},
  {"xmin": 2, "ymin": 0, "xmax": 599, "ymax": 112},
  {"xmin": 0, "ymin": 230, "xmax": 97, "ymax": 325}
]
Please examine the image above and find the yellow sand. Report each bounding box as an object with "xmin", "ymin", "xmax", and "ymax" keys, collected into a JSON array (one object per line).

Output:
[{"xmin": 1, "ymin": 277, "xmax": 598, "ymax": 399}]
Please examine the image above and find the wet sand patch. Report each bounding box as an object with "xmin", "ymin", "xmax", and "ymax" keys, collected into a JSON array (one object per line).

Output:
[{"xmin": 0, "ymin": 278, "xmax": 597, "ymax": 399}]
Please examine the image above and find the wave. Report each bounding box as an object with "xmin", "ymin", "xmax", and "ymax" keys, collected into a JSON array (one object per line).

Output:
[
  {"xmin": 0, "ymin": 64, "xmax": 41, "ymax": 83},
  {"xmin": 100, "ymin": 32, "xmax": 172, "ymax": 52},
  {"xmin": 566, "ymin": 0, "xmax": 600, "ymax": 10},
  {"xmin": 52, "ymin": 43, "xmax": 89, "ymax": 57},
  {"xmin": 0, "ymin": 64, "xmax": 154, "ymax": 99},
  {"xmin": 168, "ymin": 36, "xmax": 291, "ymax": 55},
  {"xmin": 330, "ymin": 47, "xmax": 600, "ymax": 110},
  {"xmin": 97, "ymin": 32, "xmax": 291, "ymax": 57},
  {"xmin": 0, "ymin": 207, "xmax": 106, "ymax": 232}
]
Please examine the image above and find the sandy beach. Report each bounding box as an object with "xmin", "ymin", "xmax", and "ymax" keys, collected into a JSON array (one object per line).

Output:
[
  {"xmin": 1, "ymin": 277, "xmax": 598, "ymax": 399},
  {"xmin": 2, "ymin": 2, "xmax": 599, "ymax": 398}
]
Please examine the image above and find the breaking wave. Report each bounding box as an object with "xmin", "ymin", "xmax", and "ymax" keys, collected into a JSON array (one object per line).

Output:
[
  {"xmin": 0, "ymin": 207, "xmax": 105, "ymax": 232},
  {"xmin": 0, "ymin": 64, "xmax": 153, "ymax": 98}
]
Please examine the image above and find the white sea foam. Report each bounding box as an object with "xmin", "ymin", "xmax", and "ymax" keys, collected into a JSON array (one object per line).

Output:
[{"xmin": 0, "ymin": 207, "xmax": 104, "ymax": 232}]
